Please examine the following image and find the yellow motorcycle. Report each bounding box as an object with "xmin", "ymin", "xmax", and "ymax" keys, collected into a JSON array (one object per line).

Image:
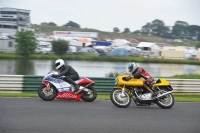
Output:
[{"xmin": 110, "ymin": 73, "xmax": 174, "ymax": 109}]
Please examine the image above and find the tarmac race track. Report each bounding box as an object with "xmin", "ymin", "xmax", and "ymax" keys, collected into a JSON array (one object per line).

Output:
[{"xmin": 0, "ymin": 97, "xmax": 200, "ymax": 133}]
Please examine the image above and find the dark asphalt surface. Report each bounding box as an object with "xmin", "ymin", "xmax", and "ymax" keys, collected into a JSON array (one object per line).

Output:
[{"xmin": 0, "ymin": 97, "xmax": 200, "ymax": 133}]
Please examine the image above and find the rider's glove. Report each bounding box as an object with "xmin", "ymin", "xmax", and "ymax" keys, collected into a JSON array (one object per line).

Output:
[
  {"xmin": 126, "ymin": 76, "xmax": 131, "ymax": 81},
  {"xmin": 52, "ymin": 74, "xmax": 59, "ymax": 78}
]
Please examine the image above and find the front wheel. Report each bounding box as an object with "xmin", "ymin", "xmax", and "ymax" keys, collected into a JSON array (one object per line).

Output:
[
  {"xmin": 156, "ymin": 90, "xmax": 174, "ymax": 109},
  {"xmin": 38, "ymin": 84, "xmax": 57, "ymax": 101},
  {"xmin": 81, "ymin": 86, "xmax": 97, "ymax": 102},
  {"xmin": 110, "ymin": 89, "xmax": 131, "ymax": 108}
]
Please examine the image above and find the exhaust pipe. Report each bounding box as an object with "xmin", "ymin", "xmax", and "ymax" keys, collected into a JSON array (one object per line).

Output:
[
  {"xmin": 153, "ymin": 91, "xmax": 173, "ymax": 99},
  {"xmin": 74, "ymin": 82, "xmax": 94, "ymax": 94}
]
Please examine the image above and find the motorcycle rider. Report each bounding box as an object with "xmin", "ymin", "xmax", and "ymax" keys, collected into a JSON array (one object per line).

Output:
[
  {"xmin": 53, "ymin": 59, "xmax": 81, "ymax": 94},
  {"xmin": 127, "ymin": 62, "xmax": 158, "ymax": 97}
]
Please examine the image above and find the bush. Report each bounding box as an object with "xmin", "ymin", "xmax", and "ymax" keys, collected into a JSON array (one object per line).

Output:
[
  {"xmin": 15, "ymin": 29, "xmax": 37, "ymax": 58},
  {"xmin": 195, "ymin": 42, "xmax": 200, "ymax": 49},
  {"xmin": 52, "ymin": 39, "xmax": 69, "ymax": 55}
]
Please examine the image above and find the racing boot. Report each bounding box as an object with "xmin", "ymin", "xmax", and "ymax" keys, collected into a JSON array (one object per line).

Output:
[
  {"xmin": 151, "ymin": 87, "xmax": 158, "ymax": 98},
  {"xmin": 74, "ymin": 86, "xmax": 84, "ymax": 94},
  {"xmin": 73, "ymin": 84, "xmax": 80, "ymax": 94},
  {"xmin": 144, "ymin": 83, "xmax": 158, "ymax": 98},
  {"xmin": 144, "ymin": 81, "xmax": 158, "ymax": 98}
]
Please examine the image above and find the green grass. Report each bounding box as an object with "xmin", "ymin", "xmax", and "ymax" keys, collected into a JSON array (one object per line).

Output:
[
  {"xmin": 173, "ymin": 94, "xmax": 200, "ymax": 102},
  {"xmin": 157, "ymin": 74, "xmax": 200, "ymax": 79},
  {"xmin": 0, "ymin": 92, "xmax": 38, "ymax": 98},
  {"xmin": 170, "ymin": 74, "xmax": 200, "ymax": 79},
  {"xmin": 0, "ymin": 92, "xmax": 199, "ymax": 102},
  {"xmin": 1, "ymin": 53, "xmax": 200, "ymax": 65}
]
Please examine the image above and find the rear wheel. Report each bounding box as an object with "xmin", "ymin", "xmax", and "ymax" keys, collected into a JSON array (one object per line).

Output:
[
  {"xmin": 156, "ymin": 89, "xmax": 174, "ymax": 109},
  {"xmin": 110, "ymin": 89, "xmax": 131, "ymax": 108},
  {"xmin": 38, "ymin": 84, "xmax": 57, "ymax": 101},
  {"xmin": 81, "ymin": 86, "xmax": 97, "ymax": 102}
]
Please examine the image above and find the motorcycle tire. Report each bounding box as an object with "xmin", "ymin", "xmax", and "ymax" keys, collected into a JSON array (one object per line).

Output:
[
  {"xmin": 156, "ymin": 89, "xmax": 175, "ymax": 109},
  {"xmin": 81, "ymin": 86, "xmax": 97, "ymax": 102},
  {"xmin": 110, "ymin": 89, "xmax": 131, "ymax": 108},
  {"xmin": 38, "ymin": 84, "xmax": 57, "ymax": 101}
]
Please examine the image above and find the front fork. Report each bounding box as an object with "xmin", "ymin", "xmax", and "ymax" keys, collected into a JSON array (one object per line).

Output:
[
  {"xmin": 121, "ymin": 85, "xmax": 126, "ymax": 97},
  {"xmin": 43, "ymin": 82, "xmax": 50, "ymax": 91}
]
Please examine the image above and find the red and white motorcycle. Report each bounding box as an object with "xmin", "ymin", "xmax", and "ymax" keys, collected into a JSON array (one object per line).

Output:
[{"xmin": 38, "ymin": 71, "xmax": 97, "ymax": 102}]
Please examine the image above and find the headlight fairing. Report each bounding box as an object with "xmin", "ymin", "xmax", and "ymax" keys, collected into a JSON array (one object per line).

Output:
[{"xmin": 114, "ymin": 78, "xmax": 118, "ymax": 85}]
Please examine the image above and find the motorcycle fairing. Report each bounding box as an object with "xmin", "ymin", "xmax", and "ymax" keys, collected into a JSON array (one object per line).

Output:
[
  {"xmin": 43, "ymin": 81, "xmax": 50, "ymax": 91},
  {"xmin": 116, "ymin": 75, "xmax": 144, "ymax": 86},
  {"xmin": 43, "ymin": 75, "xmax": 72, "ymax": 92},
  {"xmin": 153, "ymin": 78, "xmax": 170, "ymax": 86},
  {"xmin": 76, "ymin": 77, "xmax": 95, "ymax": 86},
  {"xmin": 56, "ymin": 92, "xmax": 81, "ymax": 101}
]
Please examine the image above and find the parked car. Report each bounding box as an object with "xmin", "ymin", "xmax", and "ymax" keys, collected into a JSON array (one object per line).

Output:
[
  {"xmin": 35, "ymin": 45, "xmax": 52, "ymax": 54},
  {"xmin": 67, "ymin": 46, "xmax": 77, "ymax": 54},
  {"xmin": 80, "ymin": 47, "xmax": 99, "ymax": 56},
  {"xmin": 129, "ymin": 49, "xmax": 140, "ymax": 57},
  {"xmin": 95, "ymin": 48, "xmax": 107, "ymax": 56},
  {"xmin": 140, "ymin": 51, "xmax": 157, "ymax": 58},
  {"xmin": 186, "ymin": 55, "xmax": 197, "ymax": 60},
  {"xmin": 107, "ymin": 48, "xmax": 130, "ymax": 57}
]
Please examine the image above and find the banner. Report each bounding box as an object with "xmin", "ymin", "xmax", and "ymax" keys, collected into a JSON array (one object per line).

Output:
[{"xmin": 53, "ymin": 31, "xmax": 98, "ymax": 38}]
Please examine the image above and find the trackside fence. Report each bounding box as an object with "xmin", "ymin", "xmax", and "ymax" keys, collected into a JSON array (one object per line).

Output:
[{"xmin": 0, "ymin": 75, "xmax": 200, "ymax": 94}]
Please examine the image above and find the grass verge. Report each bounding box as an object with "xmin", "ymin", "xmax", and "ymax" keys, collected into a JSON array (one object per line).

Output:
[
  {"xmin": 0, "ymin": 92, "xmax": 199, "ymax": 102},
  {"xmin": 1, "ymin": 53, "xmax": 200, "ymax": 65}
]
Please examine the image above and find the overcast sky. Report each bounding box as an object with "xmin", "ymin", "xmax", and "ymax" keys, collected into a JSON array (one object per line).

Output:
[{"xmin": 1, "ymin": 0, "xmax": 200, "ymax": 32}]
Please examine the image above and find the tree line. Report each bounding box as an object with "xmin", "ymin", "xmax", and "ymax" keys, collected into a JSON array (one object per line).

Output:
[
  {"xmin": 113, "ymin": 19, "xmax": 200, "ymax": 41},
  {"xmin": 41, "ymin": 19, "xmax": 200, "ymax": 41},
  {"xmin": 41, "ymin": 21, "xmax": 80, "ymax": 28}
]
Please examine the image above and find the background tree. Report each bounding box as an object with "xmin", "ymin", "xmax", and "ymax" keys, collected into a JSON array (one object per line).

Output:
[
  {"xmin": 113, "ymin": 27, "xmax": 120, "ymax": 33},
  {"xmin": 197, "ymin": 33, "xmax": 200, "ymax": 41},
  {"xmin": 15, "ymin": 29, "xmax": 37, "ymax": 58},
  {"xmin": 63, "ymin": 21, "xmax": 80, "ymax": 28},
  {"xmin": 123, "ymin": 28, "xmax": 130, "ymax": 33},
  {"xmin": 141, "ymin": 22, "xmax": 152, "ymax": 34},
  {"xmin": 132, "ymin": 30, "xmax": 141, "ymax": 34},
  {"xmin": 48, "ymin": 22, "xmax": 57, "ymax": 26},
  {"xmin": 195, "ymin": 42, "xmax": 200, "ymax": 49},
  {"xmin": 141, "ymin": 19, "xmax": 170, "ymax": 37},
  {"xmin": 172, "ymin": 21, "xmax": 189, "ymax": 39},
  {"xmin": 41, "ymin": 22, "xmax": 57, "ymax": 26},
  {"xmin": 187, "ymin": 25, "xmax": 200, "ymax": 40},
  {"xmin": 151, "ymin": 19, "xmax": 170, "ymax": 37},
  {"xmin": 52, "ymin": 39, "xmax": 69, "ymax": 55},
  {"xmin": 41, "ymin": 22, "xmax": 48, "ymax": 25}
]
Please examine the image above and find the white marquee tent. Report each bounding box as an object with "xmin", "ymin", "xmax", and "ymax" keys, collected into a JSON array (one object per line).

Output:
[{"xmin": 136, "ymin": 42, "xmax": 161, "ymax": 52}]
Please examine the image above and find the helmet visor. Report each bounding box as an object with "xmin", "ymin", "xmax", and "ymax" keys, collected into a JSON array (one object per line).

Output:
[{"xmin": 55, "ymin": 62, "xmax": 60, "ymax": 67}]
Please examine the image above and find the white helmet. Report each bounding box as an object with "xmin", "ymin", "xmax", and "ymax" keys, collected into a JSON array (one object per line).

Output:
[
  {"xmin": 128, "ymin": 62, "xmax": 137, "ymax": 73},
  {"xmin": 55, "ymin": 59, "xmax": 65, "ymax": 70}
]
